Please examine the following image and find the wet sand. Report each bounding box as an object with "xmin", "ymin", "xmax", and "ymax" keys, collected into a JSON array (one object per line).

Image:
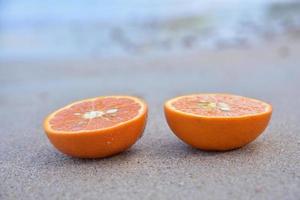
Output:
[{"xmin": 0, "ymin": 36, "xmax": 300, "ymax": 199}]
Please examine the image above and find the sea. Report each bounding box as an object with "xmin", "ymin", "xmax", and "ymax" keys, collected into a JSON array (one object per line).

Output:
[{"xmin": 0, "ymin": 0, "xmax": 299, "ymax": 60}]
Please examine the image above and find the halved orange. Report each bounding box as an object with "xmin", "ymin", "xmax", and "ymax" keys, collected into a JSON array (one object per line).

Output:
[
  {"xmin": 164, "ymin": 93, "xmax": 272, "ymax": 151},
  {"xmin": 44, "ymin": 96, "xmax": 147, "ymax": 158}
]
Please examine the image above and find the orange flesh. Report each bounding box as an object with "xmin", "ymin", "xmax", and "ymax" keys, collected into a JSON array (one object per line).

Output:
[
  {"xmin": 49, "ymin": 97, "xmax": 141, "ymax": 132},
  {"xmin": 171, "ymin": 94, "xmax": 267, "ymax": 117}
]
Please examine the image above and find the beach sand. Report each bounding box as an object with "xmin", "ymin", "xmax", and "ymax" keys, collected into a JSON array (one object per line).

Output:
[{"xmin": 0, "ymin": 35, "xmax": 300, "ymax": 199}]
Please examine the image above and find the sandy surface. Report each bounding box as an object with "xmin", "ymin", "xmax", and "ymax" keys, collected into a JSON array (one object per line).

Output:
[{"xmin": 0, "ymin": 36, "xmax": 300, "ymax": 200}]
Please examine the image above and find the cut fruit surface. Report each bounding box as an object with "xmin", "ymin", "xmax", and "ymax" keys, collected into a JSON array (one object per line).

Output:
[
  {"xmin": 169, "ymin": 94, "xmax": 270, "ymax": 117},
  {"xmin": 48, "ymin": 97, "xmax": 142, "ymax": 132},
  {"xmin": 164, "ymin": 94, "xmax": 272, "ymax": 151},
  {"xmin": 44, "ymin": 96, "xmax": 147, "ymax": 158}
]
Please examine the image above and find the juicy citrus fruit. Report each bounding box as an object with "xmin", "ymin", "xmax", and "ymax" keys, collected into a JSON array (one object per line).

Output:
[
  {"xmin": 164, "ymin": 93, "xmax": 272, "ymax": 151},
  {"xmin": 44, "ymin": 96, "xmax": 147, "ymax": 158}
]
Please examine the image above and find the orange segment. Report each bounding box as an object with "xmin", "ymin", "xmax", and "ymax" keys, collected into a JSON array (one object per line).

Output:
[
  {"xmin": 44, "ymin": 96, "xmax": 147, "ymax": 158},
  {"xmin": 164, "ymin": 94, "xmax": 272, "ymax": 151}
]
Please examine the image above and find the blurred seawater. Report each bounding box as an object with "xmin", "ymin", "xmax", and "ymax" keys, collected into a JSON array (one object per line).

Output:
[{"xmin": 0, "ymin": 0, "xmax": 300, "ymax": 60}]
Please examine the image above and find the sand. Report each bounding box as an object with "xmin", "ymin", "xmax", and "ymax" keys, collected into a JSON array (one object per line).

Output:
[{"xmin": 0, "ymin": 36, "xmax": 300, "ymax": 199}]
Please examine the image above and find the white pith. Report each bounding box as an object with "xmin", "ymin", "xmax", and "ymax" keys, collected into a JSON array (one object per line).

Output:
[
  {"xmin": 83, "ymin": 111, "xmax": 105, "ymax": 119},
  {"xmin": 82, "ymin": 109, "xmax": 118, "ymax": 119}
]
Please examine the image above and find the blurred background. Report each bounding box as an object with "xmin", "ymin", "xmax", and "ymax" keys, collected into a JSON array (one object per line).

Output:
[
  {"xmin": 1, "ymin": 1, "xmax": 300, "ymax": 200},
  {"xmin": 1, "ymin": 0, "xmax": 300, "ymax": 60}
]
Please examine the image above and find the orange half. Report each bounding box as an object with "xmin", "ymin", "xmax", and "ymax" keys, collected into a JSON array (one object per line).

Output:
[
  {"xmin": 164, "ymin": 93, "xmax": 272, "ymax": 151},
  {"xmin": 44, "ymin": 96, "xmax": 147, "ymax": 158}
]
